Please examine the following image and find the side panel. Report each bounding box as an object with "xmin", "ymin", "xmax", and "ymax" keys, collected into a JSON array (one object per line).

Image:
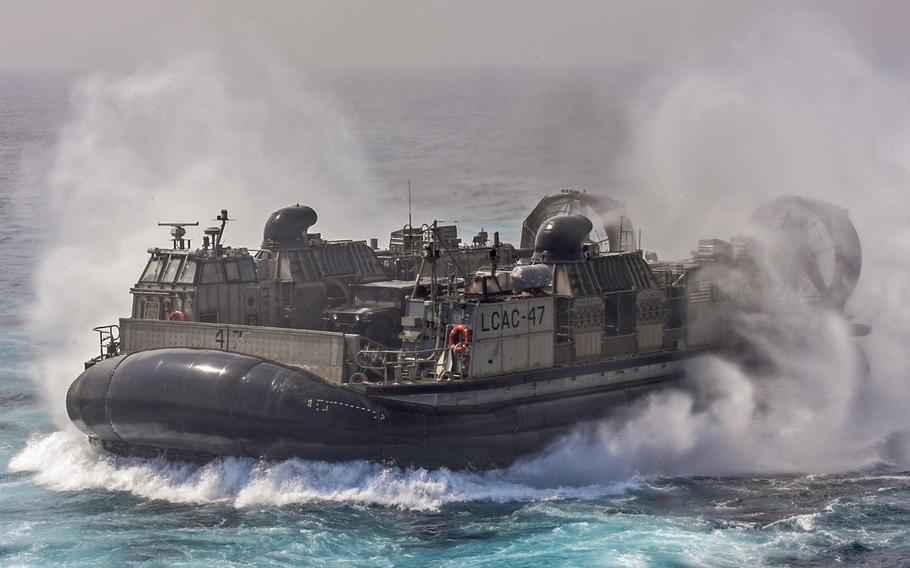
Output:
[
  {"xmin": 501, "ymin": 335, "xmax": 529, "ymax": 372},
  {"xmin": 469, "ymin": 329, "xmax": 556, "ymax": 378},
  {"xmin": 470, "ymin": 340, "xmax": 502, "ymax": 376},
  {"xmin": 469, "ymin": 297, "xmax": 555, "ymax": 378},
  {"xmin": 638, "ymin": 323, "xmax": 664, "ymax": 353},
  {"xmin": 572, "ymin": 296, "xmax": 604, "ymax": 360},
  {"xmin": 473, "ymin": 297, "xmax": 554, "ymax": 340},
  {"xmin": 574, "ymin": 331, "xmax": 602, "ymax": 359},
  {"xmin": 637, "ymin": 289, "xmax": 667, "ymax": 353},
  {"xmin": 120, "ymin": 318, "xmax": 351, "ymax": 383},
  {"xmin": 527, "ymin": 332, "xmax": 555, "ymax": 368}
]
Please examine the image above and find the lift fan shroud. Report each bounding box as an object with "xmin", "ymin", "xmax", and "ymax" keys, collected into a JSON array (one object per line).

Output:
[{"xmin": 748, "ymin": 196, "xmax": 861, "ymax": 307}]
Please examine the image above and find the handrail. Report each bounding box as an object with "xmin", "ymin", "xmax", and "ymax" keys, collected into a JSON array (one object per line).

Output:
[
  {"xmin": 92, "ymin": 324, "xmax": 120, "ymax": 341},
  {"xmin": 85, "ymin": 324, "xmax": 121, "ymax": 369},
  {"xmin": 353, "ymin": 343, "xmax": 447, "ymax": 383},
  {"xmin": 355, "ymin": 346, "xmax": 442, "ymax": 367}
]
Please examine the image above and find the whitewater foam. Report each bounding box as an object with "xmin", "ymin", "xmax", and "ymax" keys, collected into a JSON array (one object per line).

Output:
[{"xmin": 9, "ymin": 431, "xmax": 642, "ymax": 511}]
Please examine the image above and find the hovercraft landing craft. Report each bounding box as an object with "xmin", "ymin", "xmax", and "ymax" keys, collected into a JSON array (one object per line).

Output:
[{"xmin": 66, "ymin": 192, "xmax": 868, "ymax": 468}]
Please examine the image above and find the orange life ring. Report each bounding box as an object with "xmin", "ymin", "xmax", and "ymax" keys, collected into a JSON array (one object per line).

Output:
[
  {"xmin": 167, "ymin": 310, "xmax": 186, "ymax": 321},
  {"xmin": 448, "ymin": 324, "xmax": 471, "ymax": 349}
]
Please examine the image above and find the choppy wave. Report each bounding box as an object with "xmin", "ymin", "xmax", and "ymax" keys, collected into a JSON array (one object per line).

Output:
[{"xmin": 9, "ymin": 431, "xmax": 642, "ymax": 511}]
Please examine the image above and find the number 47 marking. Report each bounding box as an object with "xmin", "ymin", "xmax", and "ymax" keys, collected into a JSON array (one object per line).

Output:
[
  {"xmin": 527, "ymin": 305, "xmax": 546, "ymax": 325},
  {"xmin": 214, "ymin": 328, "xmax": 244, "ymax": 350}
]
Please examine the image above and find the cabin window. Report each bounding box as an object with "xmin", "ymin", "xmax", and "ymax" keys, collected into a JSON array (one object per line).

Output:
[
  {"xmin": 201, "ymin": 262, "xmax": 224, "ymax": 284},
  {"xmin": 238, "ymin": 258, "xmax": 256, "ymax": 281},
  {"xmin": 224, "ymin": 261, "xmax": 240, "ymax": 282},
  {"xmin": 140, "ymin": 257, "xmax": 165, "ymax": 282},
  {"xmin": 178, "ymin": 260, "xmax": 198, "ymax": 284},
  {"xmin": 162, "ymin": 256, "xmax": 183, "ymax": 282}
]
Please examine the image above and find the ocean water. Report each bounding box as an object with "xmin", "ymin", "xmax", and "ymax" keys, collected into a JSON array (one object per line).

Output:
[{"xmin": 2, "ymin": 62, "xmax": 910, "ymax": 568}]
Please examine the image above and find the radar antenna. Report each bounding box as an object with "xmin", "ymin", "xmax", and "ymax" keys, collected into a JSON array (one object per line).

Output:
[{"xmin": 157, "ymin": 221, "xmax": 199, "ymax": 250}]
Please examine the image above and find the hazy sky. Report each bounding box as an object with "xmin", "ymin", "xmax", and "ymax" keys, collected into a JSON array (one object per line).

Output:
[{"xmin": 0, "ymin": 0, "xmax": 908, "ymax": 72}]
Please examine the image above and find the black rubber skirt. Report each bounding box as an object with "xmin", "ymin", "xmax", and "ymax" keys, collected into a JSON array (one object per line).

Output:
[{"xmin": 67, "ymin": 348, "xmax": 680, "ymax": 468}]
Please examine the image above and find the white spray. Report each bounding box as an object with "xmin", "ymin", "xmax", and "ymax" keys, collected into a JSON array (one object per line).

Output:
[
  {"xmin": 28, "ymin": 56, "xmax": 388, "ymax": 424},
  {"xmin": 521, "ymin": 14, "xmax": 910, "ymax": 481}
]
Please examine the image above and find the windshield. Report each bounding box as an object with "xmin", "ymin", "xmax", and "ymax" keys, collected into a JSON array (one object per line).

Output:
[
  {"xmin": 162, "ymin": 256, "xmax": 182, "ymax": 282},
  {"xmin": 354, "ymin": 287, "xmax": 403, "ymax": 304},
  {"xmin": 225, "ymin": 261, "xmax": 240, "ymax": 282},
  {"xmin": 238, "ymin": 258, "xmax": 256, "ymax": 281},
  {"xmin": 178, "ymin": 260, "xmax": 197, "ymax": 284},
  {"xmin": 140, "ymin": 257, "xmax": 165, "ymax": 283},
  {"xmin": 201, "ymin": 262, "xmax": 223, "ymax": 284}
]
